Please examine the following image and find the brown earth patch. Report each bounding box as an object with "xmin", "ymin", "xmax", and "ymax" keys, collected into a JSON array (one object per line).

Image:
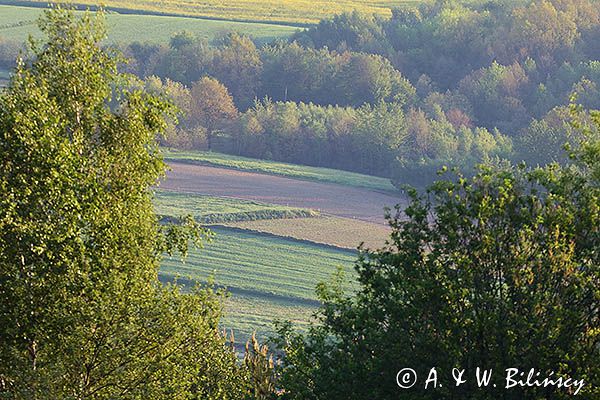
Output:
[
  {"xmin": 223, "ymin": 217, "xmax": 391, "ymax": 250},
  {"xmin": 160, "ymin": 162, "xmax": 404, "ymax": 225}
]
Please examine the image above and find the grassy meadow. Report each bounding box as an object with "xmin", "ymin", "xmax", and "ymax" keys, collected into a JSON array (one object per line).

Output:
[
  {"xmin": 161, "ymin": 226, "xmax": 356, "ymax": 301},
  {"xmin": 222, "ymin": 291, "xmax": 316, "ymax": 340},
  {"xmin": 154, "ymin": 190, "xmax": 360, "ymax": 340},
  {"xmin": 163, "ymin": 149, "xmax": 398, "ymax": 192},
  {"xmin": 0, "ymin": 5, "xmax": 298, "ymax": 44},
  {"xmin": 160, "ymin": 226, "xmax": 357, "ymax": 340},
  {"xmin": 154, "ymin": 190, "xmax": 319, "ymax": 223},
  {"xmin": 4, "ymin": 0, "xmax": 418, "ymax": 25},
  {"xmin": 0, "ymin": 68, "xmax": 8, "ymax": 87}
]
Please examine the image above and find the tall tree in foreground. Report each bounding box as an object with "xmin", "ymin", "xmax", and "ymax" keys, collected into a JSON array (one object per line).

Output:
[
  {"xmin": 274, "ymin": 110, "xmax": 600, "ymax": 399},
  {"xmin": 0, "ymin": 8, "xmax": 254, "ymax": 399}
]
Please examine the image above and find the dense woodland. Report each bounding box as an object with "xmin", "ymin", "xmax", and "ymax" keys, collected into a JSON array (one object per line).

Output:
[
  {"xmin": 1, "ymin": 0, "xmax": 598, "ymax": 185},
  {"xmin": 0, "ymin": 11, "xmax": 278, "ymax": 398},
  {"xmin": 126, "ymin": 0, "xmax": 599, "ymax": 184}
]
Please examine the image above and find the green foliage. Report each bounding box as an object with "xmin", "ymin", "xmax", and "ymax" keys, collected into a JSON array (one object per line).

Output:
[
  {"xmin": 515, "ymin": 105, "xmax": 600, "ymax": 166},
  {"xmin": 393, "ymin": 106, "xmax": 513, "ymax": 187},
  {"xmin": 457, "ymin": 61, "xmax": 530, "ymax": 133},
  {"xmin": 337, "ymin": 53, "xmax": 415, "ymax": 107},
  {"xmin": 212, "ymin": 33, "xmax": 263, "ymax": 108},
  {"xmin": 0, "ymin": 8, "xmax": 254, "ymax": 398},
  {"xmin": 226, "ymin": 99, "xmax": 412, "ymax": 177},
  {"xmin": 260, "ymin": 42, "xmax": 415, "ymax": 107},
  {"xmin": 259, "ymin": 42, "xmax": 338, "ymax": 104},
  {"xmin": 287, "ymin": 0, "xmax": 599, "ymax": 168},
  {"xmin": 293, "ymin": 11, "xmax": 389, "ymax": 54},
  {"xmin": 273, "ymin": 113, "xmax": 600, "ymax": 399}
]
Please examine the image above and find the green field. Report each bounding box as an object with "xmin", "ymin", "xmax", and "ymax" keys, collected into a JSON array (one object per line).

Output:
[
  {"xmin": 163, "ymin": 149, "xmax": 398, "ymax": 192},
  {"xmin": 161, "ymin": 226, "xmax": 357, "ymax": 340},
  {"xmin": 154, "ymin": 190, "xmax": 319, "ymax": 223},
  {"xmin": 223, "ymin": 292, "xmax": 316, "ymax": 340},
  {"xmin": 0, "ymin": 68, "xmax": 8, "ymax": 87},
  {"xmin": 0, "ymin": 5, "xmax": 298, "ymax": 44},
  {"xmin": 3, "ymin": 0, "xmax": 416, "ymax": 25},
  {"xmin": 154, "ymin": 189, "xmax": 359, "ymax": 341}
]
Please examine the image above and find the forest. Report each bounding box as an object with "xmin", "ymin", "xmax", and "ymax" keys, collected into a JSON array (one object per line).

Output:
[
  {"xmin": 1, "ymin": 0, "xmax": 598, "ymax": 185},
  {"xmin": 56, "ymin": 0, "xmax": 599, "ymax": 185}
]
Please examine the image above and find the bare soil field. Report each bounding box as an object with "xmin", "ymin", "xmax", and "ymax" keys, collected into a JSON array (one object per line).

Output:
[
  {"xmin": 161, "ymin": 162, "xmax": 404, "ymax": 225},
  {"xmin": 224, "ymin": 217, "xmax": 391, "ymax": 250}
]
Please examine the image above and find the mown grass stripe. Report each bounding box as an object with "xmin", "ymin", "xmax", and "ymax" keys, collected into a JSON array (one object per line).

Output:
[{"xmin": 160, "ymin": 226, "xmax": 356, "ymax": 301}]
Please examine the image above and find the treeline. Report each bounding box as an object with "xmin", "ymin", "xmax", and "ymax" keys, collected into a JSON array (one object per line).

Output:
[
  {"xmin": 145, "ymin": 75, "xmax": 511, "ymax": 182},
  {"xmin": 109, "ymin": 0, "xmax": 599, "ymax": 185},
  {"xmin": 121, "ymin": 32, "xmax": 417, "ymax": 110},
  {"xmin": 4, "ymin": 0, "xmax": 596, "ymax": 184}
]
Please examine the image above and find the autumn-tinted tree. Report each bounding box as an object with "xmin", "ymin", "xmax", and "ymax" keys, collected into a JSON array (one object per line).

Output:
[
  {"xmin": 189, "ymin": 76, "xmax": 238, "ymax": 150},
  {"xmin": 144, "ymin": 75, "xmax": 210, "ymax": 149}
]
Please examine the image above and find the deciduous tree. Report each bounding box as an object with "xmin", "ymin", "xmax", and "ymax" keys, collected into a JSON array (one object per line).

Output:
[
  {"xmin": 0, "ymin": 8, "xmax": 252, "ymax": 399},
  {"xmin": 189, "ymin": 76, "xmax": 238, "ymax": 150},
  {"xmin": 274, "ymin": 110, "xmax": 600, "ymax": 400}
]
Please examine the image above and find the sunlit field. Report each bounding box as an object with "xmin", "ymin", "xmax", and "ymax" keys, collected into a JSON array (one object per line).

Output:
[
  {"xmin": 0, "ymin": 5, "xmax": 298, "ymax": 44},
  {"xmin": 4, "ymin": 0, "xmax": 420, "ymax": 25},
  {"xmin": 161, "ymin": 226, "xmax": 357, "ymax": 341}
]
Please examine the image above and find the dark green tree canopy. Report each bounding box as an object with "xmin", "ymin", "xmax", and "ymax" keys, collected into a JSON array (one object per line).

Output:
[{"xmin": 274, "ymin": 111, "xmax": 600, "ymax": 400}]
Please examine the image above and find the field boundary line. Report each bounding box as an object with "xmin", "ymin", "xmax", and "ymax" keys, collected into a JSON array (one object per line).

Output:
[
  {"xmin": 164, "ymin": 158, "xmax": 400, "ymax": 195},
  {"xmin": 155, "ymin": 186, "xmax": 394, "ymax": 226},
  {"xmin": 154, "ymin": 187, "xmax": 320, "ymax": 213},
  {"xmin": 158, "ymin": 272, "xmax": 322, "ymax": 307},
  {"xmin": 208, "ymin": 224, "xmax": 360, "ymax": 253}
]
